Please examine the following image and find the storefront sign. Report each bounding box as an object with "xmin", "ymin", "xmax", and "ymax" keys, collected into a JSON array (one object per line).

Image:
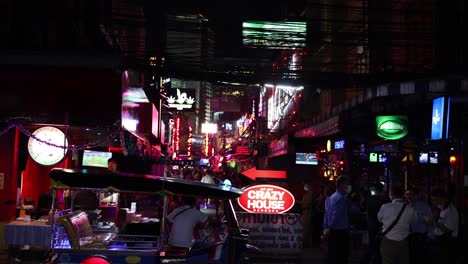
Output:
[
  {"xmin": 334, "ymin": 140, "xmax": 345, "ymax": 150},
  {"xmin": 167, "ymin": 88, "xmax": 195, "ymax": 111},
  {"xmin": 376, "ymin": 115, "xmax": 408, "ymax": 140},
  {"xmin": 237, "ymin": 212, "xmax": 303, "ymax": 254},
  {"xmin": 237, "ymin": 184, "xmax": 295, "ymax": 214},
  {"xmin": 431, "ymin": 97, "xmax": 450, "ymax": 140},
  {"xmin": 267, "ymin": 84, "xmax": 302, "ymax": 131},
  {"xmin": 201, "ymin": 123, "xmax": 217, "ymax": 134},
  {"xmin": 431, "ymin": 97, "xmax": 444, "ymax": 140}
]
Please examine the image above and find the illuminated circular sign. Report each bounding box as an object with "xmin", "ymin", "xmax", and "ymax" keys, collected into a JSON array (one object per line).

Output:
[
  {"xmin": 376, "ymin": 115, "xmax": 408, "ymax": 140},
  {"xmin": 237, "ymin": 184, "xmax": 295, "ymax": 214}
]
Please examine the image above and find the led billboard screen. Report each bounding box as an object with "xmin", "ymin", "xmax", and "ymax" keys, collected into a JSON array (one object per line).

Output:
[{"xmin": 242, "ymin": 21, "xmax": 307, "ymax": 49}]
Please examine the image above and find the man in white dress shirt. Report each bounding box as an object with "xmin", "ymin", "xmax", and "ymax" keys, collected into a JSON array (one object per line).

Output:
[
  {"xmin": 377, "ymin": 184, "xmax": 414, "ymax": 264},
  {"xmin": 428, "ymin": 189, "xmax": 459, "ymax": 264}
]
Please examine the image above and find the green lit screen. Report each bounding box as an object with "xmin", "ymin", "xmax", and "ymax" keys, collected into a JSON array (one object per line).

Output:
[
  {"xmin": 376, "ymin": 115, "xmax": 408, "ymax": 140},
  {"xmin": 242, "ymin": 21, "xmax": 307, "ymax": 49}
]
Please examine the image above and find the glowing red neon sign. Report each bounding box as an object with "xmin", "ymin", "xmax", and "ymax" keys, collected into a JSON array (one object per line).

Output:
[{"xmin": 237, "ymin": 184, "xmax": 295, "ymax": 214}]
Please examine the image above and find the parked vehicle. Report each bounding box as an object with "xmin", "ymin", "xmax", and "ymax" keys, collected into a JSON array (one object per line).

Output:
[{"xmin": 47, "ymin": 168, "xmax": 260, "ymax": 264}]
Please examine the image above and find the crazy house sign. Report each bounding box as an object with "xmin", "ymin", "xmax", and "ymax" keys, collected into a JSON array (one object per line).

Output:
[
  {"xmin": 167, "ymin": 88, "xmax": 196, "ymax": 111},
  {"xmin": 237, "ymin": 184, "xmax": 295, "ymax": 214}
]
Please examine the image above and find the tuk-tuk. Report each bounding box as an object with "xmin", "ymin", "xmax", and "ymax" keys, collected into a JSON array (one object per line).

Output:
[{"xmin": 47, "ymin": 168, "xmax": 260, "ymax": 264}]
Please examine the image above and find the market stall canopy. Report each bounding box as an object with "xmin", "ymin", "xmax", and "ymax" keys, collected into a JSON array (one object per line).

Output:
[{"xmin": 50, "ymin": 168, "xmax": 243, "ymax": 199}]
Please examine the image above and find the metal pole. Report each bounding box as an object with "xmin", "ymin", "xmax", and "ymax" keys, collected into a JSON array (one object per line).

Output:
[{"xmin": 160, "ymin": 193, "xmax": 169, "ymax": 245}]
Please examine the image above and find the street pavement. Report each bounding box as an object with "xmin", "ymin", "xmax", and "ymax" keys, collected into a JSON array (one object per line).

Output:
[
  {"xmin": 0, "ymin": 246, "xmax": 365, "ymax": 263},
  {"xmin": 250, "ymin": 246, "xmax": 364, "ymax": 264}
]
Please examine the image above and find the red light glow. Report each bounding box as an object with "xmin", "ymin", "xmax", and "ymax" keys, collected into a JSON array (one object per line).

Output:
[
  {"xmin": 450, "ymin": 155, "xmax": 457, "ymax": 164},
  {"xmin": 174, "ymin": 116, "xmax": 181, "ymax": 153},
  {"xmin": 187, "ymin": 125, "xmax": 193, "ymax": 157}
]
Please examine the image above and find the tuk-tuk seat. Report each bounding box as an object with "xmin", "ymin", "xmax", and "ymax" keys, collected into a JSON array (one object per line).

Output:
[{"xmin": 56, "ymin": 210, "xmax": 116, "ymax": 249}]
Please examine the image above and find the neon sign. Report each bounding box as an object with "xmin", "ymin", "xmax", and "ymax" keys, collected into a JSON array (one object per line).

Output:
[
  {"xmin": 167, "ymin": 89, "xmax": 195, "ymax": 111},
  {"xmin": 173, "ymin": 116, "xmax": 181, "ymax": 153},
  {"xmin": 376, "ymin": 115, "xmax": 408, "ymax": 140},
  {"xmin": 237, "ymin": 184, "xmax": 295, "ymax": 214}
]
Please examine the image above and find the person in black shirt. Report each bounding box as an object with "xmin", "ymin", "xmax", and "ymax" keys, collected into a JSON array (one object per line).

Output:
[
  {"xmin": 361, "ymin": 182, "xmax": 389, "ymax": 264},
  {"xmin": 36, "ymin": 186, "xmax": 54, "ymax": 219}
]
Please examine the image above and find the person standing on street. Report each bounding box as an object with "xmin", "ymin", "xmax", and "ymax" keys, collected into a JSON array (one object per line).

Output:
[
  {"xmin": 322, "ymin": 175, "xmax": 352, "ymax": 264},
  {"xmin": 405, "ymin": 187, "xmax": 432, "ymax": 264},
  {"xmin": 299, "ymin": 183, "xmax": 316, "ymax": 248},
  {"xmin": 427, "ymin": 189, "xmax": 459, "ymax": 264},
  {"xmin": 377, "ymin": 184, "xmax": 414, "ymax": 264},
  {"xmin": 361, "ymin": 182, "xmax": 388, "ymax": 264}
]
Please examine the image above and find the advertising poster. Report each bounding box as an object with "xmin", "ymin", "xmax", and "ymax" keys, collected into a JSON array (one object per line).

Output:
[{"xmin": 236, "ymin": 212, "xmax": 303, "ymax": 254}]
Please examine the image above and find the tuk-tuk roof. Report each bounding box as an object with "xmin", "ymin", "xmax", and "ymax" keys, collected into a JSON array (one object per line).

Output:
[{"xmin": 50, "ymin": 168, "xmax": 244, "ymax": 199}]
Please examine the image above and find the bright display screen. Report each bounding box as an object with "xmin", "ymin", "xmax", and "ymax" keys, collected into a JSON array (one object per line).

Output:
[
  {"xmin": 369, "ymin": 153, "xmax": 387, "ymax": 163},
  {"xmin": 431, "ymin": 97, "xmax": 444, "ymax": 140},
  {"xmin": 429, "ymin": 152, "xmax": 438, "ymax": 164},
  {"xmin": 419, "ymin": 152, "xmax": 428, "ymax": 163},
  {"xmin": 82, "ymin": 150, "xmax": 112, "ymax": 168},
  {"xmin": 199, "ymin": 158, "xmax": 210, "ymax": 166},
  {"xmin": 242, "ymin": 21, "xmax": 307, "ymax": 49},
  {"xmin": 295, "ymin": 152, "xmax": 318, "ymax": 165}
]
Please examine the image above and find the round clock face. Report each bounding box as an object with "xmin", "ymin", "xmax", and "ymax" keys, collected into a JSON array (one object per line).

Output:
[{"xmin": 27, "ymin": 126, "xmax": 69, "ymax": 166}]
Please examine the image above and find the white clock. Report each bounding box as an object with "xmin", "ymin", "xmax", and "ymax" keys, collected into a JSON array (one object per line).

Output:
[{"xmin": 27, "ymin": 126, "xmax": 69, "ymax": 166}]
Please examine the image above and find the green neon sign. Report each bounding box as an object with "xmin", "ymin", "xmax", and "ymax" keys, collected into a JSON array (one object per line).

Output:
[{"xmin": 376, "ymin": 115, "xmax": 408, "ymax": 140}]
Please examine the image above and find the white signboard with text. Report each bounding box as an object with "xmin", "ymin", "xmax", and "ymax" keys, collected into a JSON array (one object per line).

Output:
[{"xmin": 236, "ymin": 212, "xmax": 303, "ymax": 254}]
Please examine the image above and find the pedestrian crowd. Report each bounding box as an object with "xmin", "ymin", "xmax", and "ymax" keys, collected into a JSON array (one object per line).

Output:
[{"xmin": 300, "ymin": 175, "xmax": 461, "ymax": 264}]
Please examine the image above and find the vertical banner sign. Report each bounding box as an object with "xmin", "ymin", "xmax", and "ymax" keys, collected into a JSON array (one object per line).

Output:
[{"xmin": 431, "ymin": 97, "xmax": 444, "ymax": 140}]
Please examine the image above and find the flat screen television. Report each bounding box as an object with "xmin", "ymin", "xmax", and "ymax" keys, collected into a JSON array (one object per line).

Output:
[
  {"xmin": 369, "ymin": 152, "xmax": 378, "ymax": 162},
  {"xmin": 378, "ymin": 153, "xmax": 388, "ymax": 163},
  {"xmin": 295, "ymin": 152, "xmax": 318, "ymax": 165},
  {"xmin": 82, "ymin": 150, "xmax": 113, "ymax": 168},
  {"xmin": 419, "ymin": 152, "xmax": 429, "ymax": 163},
  {"xmin": 369, "ymin": 152, "xmax": 387, "ymax": 163},
  {"xmin": 199, "ymin": 158, "xmax": 210, "ymax": 166},
  {"xmin": 429, "ymin": 151, "xmax": 438, "ymax": 164}
]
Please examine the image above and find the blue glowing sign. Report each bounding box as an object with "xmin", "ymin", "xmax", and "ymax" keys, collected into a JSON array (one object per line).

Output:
[
  {"xmin": 431, "ymin": 97, "xmax": 445, "ymax": 140},
  {"xmin": 445, "ymin": 97, "xmax": 450, "ymax": 139},
  {"xmin": 334, "ymin": 140, "xmax": 345, "ymax": 150}
]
